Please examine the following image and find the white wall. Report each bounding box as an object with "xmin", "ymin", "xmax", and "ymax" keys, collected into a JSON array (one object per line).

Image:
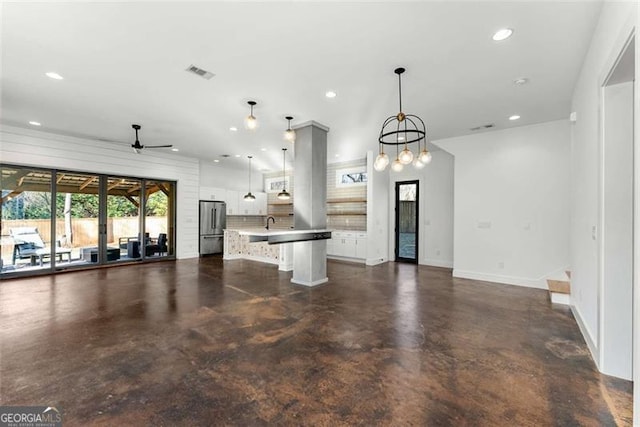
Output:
[
  {"xmin": 0, "ymin": 125, "xmax": 200, "ymax": 259},
  {"xmin": 568, "ymin": 0, "xmax": 637, "ymax": 367},
  {"xmin": 386, "ymin": 150, "xmax": 454, "ymax": 268},
  {"xmin": 601, "ymin": 81, "xmax": 634, "ymax": 379},
  {"xmin": 435, "ymin": 120, "xmax": 570, "ymax": 289},
  {"xmin": 366, "ymin": 151, "xmax": 389, "ymax": 265},
  {"xmin": 200, "ymin": 160, "xmax": 264, "ymax": 193}
]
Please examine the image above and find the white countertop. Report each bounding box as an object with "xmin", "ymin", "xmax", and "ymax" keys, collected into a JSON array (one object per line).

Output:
[{"xmin": 235, "ymin": 228, "xmax": 332, "ymax": 237}]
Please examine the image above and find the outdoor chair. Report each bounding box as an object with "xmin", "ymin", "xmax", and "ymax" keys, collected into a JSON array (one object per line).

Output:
[{"xmin": 10, "ymin": 227, "xmax": 72, "ymax": 266}]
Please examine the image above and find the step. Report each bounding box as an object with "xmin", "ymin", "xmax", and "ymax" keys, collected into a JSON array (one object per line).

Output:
[{"xmin": 547, "ymin": 279, "xmax": 571, "ymax": 305}]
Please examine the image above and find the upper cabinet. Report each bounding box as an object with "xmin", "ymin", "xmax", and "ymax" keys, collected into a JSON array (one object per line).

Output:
[
  {"xmin": 199, "ymin": 186, "xmax": 226, "ymax": 201},
  {"xmin": 225, "ymin": 190, "xmax": 239, "ymax": 215}
]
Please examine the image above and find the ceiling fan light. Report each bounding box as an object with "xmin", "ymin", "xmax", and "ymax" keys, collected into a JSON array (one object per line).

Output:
[
  {"xmin": 399, "ymin": 147, "xmax": 414, "ymax": 165},
  {"xmin": 418, "ymin": 149, "xmax": 432, "ymax": 164},
  {"xmin": 391, "ymin": 158, "xmax": 404, "ymax": 172}
]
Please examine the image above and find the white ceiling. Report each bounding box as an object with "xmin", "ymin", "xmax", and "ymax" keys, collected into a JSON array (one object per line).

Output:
[{"xmin": 1, "ymin": 1, "xmax": 602, "ymax": 172}]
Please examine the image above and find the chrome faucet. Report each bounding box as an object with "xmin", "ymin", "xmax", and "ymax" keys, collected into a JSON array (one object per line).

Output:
[{"xmin": 266, "ymin": 216, "xmax": 276, "ymax": 230}]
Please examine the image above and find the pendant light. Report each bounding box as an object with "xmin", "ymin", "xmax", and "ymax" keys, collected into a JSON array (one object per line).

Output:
[
  {"xmin": 277, "ymin": 148, "xmax": 291, "ymax": 200},
  {"xmin": 284, "ymin": 116, "xmax": 296, "ymax": 142},
  {"xmin": 245, "ymin": 101, "xmax": 258, "ymax": 130},
  {"xmin": 375, "ymin": 67, "xmax": 431, "ymax": 171},
  {"xmin": 243, "ymin": 156, "xmax": 256, "ymax": 201}
]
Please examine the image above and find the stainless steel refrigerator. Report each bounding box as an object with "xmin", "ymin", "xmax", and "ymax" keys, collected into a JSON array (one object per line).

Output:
[{"xmin": 199, "ymin": 200, "xmax": 226, "ymax": 255}]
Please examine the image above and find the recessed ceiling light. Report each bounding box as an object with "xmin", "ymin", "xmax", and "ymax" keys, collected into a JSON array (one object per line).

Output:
[
  {"xmin": 325, "ymin": 91, "xmax": 337, "ymax": 98},
  {"xmin": 398, "ymin": 136, "xmax": 405, "ymax": 141},
  {"xmin": 45, "ymin": 72, "xmax": 64, "ymax": 80},
  {"xmin": 28, "ymin": 121, "xmax": 41, "ymax": 126},
  {"xmin": 214, "ymin": 159, "xmax": 220, "ymax": 163},
  {"xmin": 509, "ymin": 115, "xmax": 521, "ymax": 121},
  {"xmin": 260, "ymin": 148, "xmax": 267, "ymax": 151},
  {"xmin": 171, "ymin": 148, "xmax": 179, "ymax": 152},
  {"xmin": 513, "ymin": 78, "xmax": 528, "ymax": 85},
  {"xmin": 229, "ymin": 127, "xmax": 238, "ymax": 132},
  {"xmin": 234, "ymin": 154, "xmax": 241, "ymax": 157},
  {"xmin": 492, "ymin": 28, "xmax": 513, "ymax": 41}
]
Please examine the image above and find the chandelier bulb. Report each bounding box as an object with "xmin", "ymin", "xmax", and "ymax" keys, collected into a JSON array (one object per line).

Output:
[
  {"xmin": 398, "ymin": 147, "xmax": 414, "ymax": 165},
  {"xmin": 391, "ymin": 158, "xmax": 404, "ymax": 172},
  {"xmin": 418, "ymin": 149, "xmax": 432, "ymax": 164},
  {"xmin": 413, "ymin": 158, "xmax": 426, "ymax": 169},
  {"xmin": 375, "ymin": 152, "xmax": 389, "ymax": 170}
]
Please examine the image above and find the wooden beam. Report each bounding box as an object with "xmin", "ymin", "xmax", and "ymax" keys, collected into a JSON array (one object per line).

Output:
[
  {"xmin": 156, "ymin": 183, "xmax": 170, "ymax": 196},
  {"xmin": 2, "ymin": 169, "xmax": 31, "ymax": 189},
  {"xmin": 127, "ymin": 184, "xmax": 141, "ymax": 194},
  {"xmin": 146, "ymin": 185, "xmax": 160, "ymax": 197},
  {"xmin": 125, "ymin": 195, "xmax": 140, "ymax": 208},
  {"xmin": 1, "ymin": 189, "xmax": 24, "ymax": 203},
  {"xmin": 79, "ymin": 176, "xmax": 97, "ymax": 190},
  {"xmin": 107, "ymin": 179, "xmax": 125, "ymax": 191},
  {"xmin": 56, "ymin": 174, "xmax": 66, "ymax": 184}
]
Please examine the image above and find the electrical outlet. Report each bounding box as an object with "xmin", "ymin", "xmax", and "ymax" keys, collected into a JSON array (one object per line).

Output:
[
  {"xmin": 436, "ymin": 249, "xmax": 441, "ymax": 256},
  {"xmin": 498, "ymin": 261, "xmax": 504, "ymax": 269}
]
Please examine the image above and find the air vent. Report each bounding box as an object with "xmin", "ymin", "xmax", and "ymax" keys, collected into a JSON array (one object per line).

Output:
[
  {"xmin": 185, "ymin": 64, "xmax": 215, "ymax": 80},
  {"xmin": 470, "ymin": 123, "xmax": 495, "ymax": 131},
  {"xmin": 220, "ymin": 154, "xmax": 231, "ymax": 158}
]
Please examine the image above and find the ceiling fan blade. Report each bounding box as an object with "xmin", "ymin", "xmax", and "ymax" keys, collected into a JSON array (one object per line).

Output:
[{"xmin": 144, "ymin": 144, "xmax": 173, "ymax": 149}]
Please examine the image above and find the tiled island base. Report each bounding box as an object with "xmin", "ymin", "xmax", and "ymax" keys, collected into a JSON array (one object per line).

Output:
[{"xmin": 223, "ymin": 229, "xmax": 293, "ymax": 271}]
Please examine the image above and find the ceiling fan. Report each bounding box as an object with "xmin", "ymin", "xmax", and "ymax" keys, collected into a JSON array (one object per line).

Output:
[{"xmin": 131, "ymin": 124, "xmax": 173, "ymax": 153}]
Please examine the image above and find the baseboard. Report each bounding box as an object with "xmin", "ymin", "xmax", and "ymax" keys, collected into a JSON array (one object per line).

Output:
[
  {"xmin": 291, "ymin": 277, "xmax": 329, "ymax": 287},
  {"xmin": 177, "ymin": 253, "xmax": 199, "ymax": 260},
  {"xmin": 571, "ymin": 304, "xmax": 599, "ymax": 369},
  {"xmin": 550, "ymin": 292, "xmax": 570, "ymax": 305},
  {"xmin": 452, "ymin": 269, "xmax": 547, "ymax": 290},
  {"xmin": 366, "ymin": 257, "xmax": 388, "ymax": 266},
  {"xmin": 327, "ymin": 255, "xmax": 366, "ymax": 264},
  {"xmin": 223, "ymin": 254, "xmax": 278, "ymax": 265},
  {"xmin": 422, "ymin": 258, "xmax": 453, "ymax": 268}
]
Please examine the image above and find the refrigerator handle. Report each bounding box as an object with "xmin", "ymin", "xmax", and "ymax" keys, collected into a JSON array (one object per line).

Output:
[{"xmin": 212, "ymin": 208, "xmax": 216, "ymax": 230}]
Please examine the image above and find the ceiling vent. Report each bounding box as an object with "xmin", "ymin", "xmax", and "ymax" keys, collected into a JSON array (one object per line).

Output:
[
  {"xmin": 185, "ymin": 64, "xmax": 215, "ymax": 80},
  {"xmin": 470, "ymin": 123, "xmax": 495, "ymax": 131}
]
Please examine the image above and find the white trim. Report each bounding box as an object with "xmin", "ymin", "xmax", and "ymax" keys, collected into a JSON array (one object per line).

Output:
[
  {"xmin": 452, "ymin": 269, "xmax": 547, "ymax": 290},
  {"xmin": 223, "ymin": 253, "xmax": 278, "ymax": 265},
  {"xmin": 291, "ymin": 277, "xmax": 329, "ymax": 287},
  {"xmin": 365, "ymin": 257, "xmax": 387, "ymax": 266},
  {"xmin": 572, "ymin": 304, "xmax": 599, "ymax": 369},
  {"xmin": 177, "ymin": 253, "xmax": 198, "ymax": 260},
  {"xmin": 422, "ymin": 258, "xmax": 453, "ymax": 269},
  {"xmin": 327, "ymin": 255, "xmax": 365, "ymax": 264},
  {"xmin": 550, "ymin": 293, "xmax": 571, "ymax": 305}
]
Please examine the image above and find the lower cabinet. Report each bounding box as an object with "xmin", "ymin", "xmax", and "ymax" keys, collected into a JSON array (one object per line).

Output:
[{"xmin": 328, "ymin": 231, "xmax": 367, "ymax": 260}]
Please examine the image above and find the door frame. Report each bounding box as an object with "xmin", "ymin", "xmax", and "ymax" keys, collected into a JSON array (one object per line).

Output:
[{"xmin": 394, "ymin": 180, "xmax": 419, "ymax": 264}]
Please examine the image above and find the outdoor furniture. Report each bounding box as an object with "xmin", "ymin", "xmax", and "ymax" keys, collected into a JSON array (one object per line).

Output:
[
  {"xmin": 10, "ymin": 227, "xmax": 72, "ymax": 266},
  {"xmin": 81, "ymin": 246, "xmax": 120, "ymax": 262}
]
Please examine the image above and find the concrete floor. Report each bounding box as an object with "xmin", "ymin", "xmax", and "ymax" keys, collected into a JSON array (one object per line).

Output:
[{"xmin": 0, "ymin": 257, "xmax": 632, "ymax": 426}]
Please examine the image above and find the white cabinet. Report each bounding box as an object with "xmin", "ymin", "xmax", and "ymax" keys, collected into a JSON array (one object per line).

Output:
[
  {"xmin": 199, "ymin": 186, "xmax": 226, "ymax": 201},
  {"xmin": 329, "ymin": 231, "xmax": 366, "ymax": 259},
  {"xmin": 355, "ymin": 233, "xmax": 367, "ymax": 259},
  {"xmin": 238, "ymin": 191, "xmax": 267, "ymax": 215},
  {"xmin": 225, "ymin": 190, "xmax": 239, "ymax": 215},
  {"xmin": 255, "ymin": 192, "xmax": 267, "ymax": 215}
]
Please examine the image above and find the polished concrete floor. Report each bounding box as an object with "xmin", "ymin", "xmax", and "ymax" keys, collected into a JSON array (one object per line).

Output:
[{"xmin": 0, "ymin": 258, "xmax": 632, "ymax": 426}]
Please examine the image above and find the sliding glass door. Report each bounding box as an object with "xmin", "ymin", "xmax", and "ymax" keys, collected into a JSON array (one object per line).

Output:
[{"xmin": 0, "ymin": 164, "xmax": 176, "ymax": 277}]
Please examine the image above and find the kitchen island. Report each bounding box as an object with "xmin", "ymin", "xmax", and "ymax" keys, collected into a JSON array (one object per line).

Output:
[{"xmin": 223, "ymin": 228, "xmax": 332, "ymax": 272}]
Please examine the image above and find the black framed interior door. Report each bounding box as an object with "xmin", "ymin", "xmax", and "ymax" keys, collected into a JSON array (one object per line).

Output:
[{"xmin": 395, "ymin": 180, "xmax": 419, "ymax": 263}]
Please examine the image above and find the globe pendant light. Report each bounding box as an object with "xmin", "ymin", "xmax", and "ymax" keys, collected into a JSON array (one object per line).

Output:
[
  {"xmin": 245, "ymin": 101, "xmax": 258, "ymax": 130},
  {"xmin": 375, "ymin": 67, "xmax": 431, "ymax": 171},
  {"xmin": 284, "ymin": 116, "xmax": 296, "ymax": 142},
  {"xmin": 243, "ymin": 155, "xmax": 256, "ymax": 201},
  {"xmin": 277, "ymin": 148, "xmax": 291, "ymax": 200}
]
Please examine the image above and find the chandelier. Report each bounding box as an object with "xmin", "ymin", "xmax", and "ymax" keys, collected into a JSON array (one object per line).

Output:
[{"xmin": 374, "ymin": 67, "xmax": 432, "ymax": 172}]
